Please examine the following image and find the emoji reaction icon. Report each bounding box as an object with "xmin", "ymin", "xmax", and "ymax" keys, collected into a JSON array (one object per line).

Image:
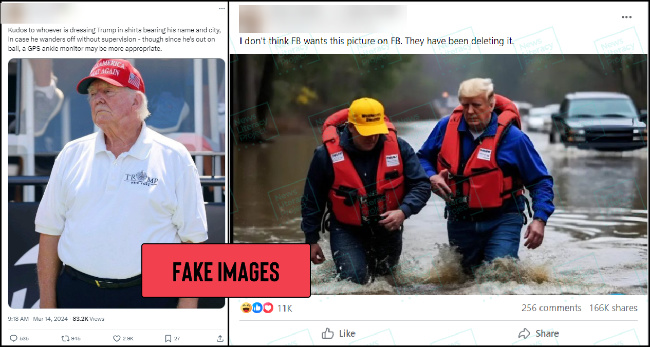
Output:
[
  {"xmin": 241, "ymin": 302, "xmax": 252, "ymax": 313},
  {"xmin": 252, "ymin": 302, "xmax": 263, "ymax": 313},
  {"xmin": 263, "ymin": 302, "xmax": 273, "ymax": 313}
]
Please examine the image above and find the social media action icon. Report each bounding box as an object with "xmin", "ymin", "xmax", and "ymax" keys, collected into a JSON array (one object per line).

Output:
[
  {"xmin": 519, "ymin": 328, "xmax": 530, "ymax": 339},
  {"xmin": 241, "ymin": 302, "xmax": 252, "ymax": 313},
  {"xmin": 252, "ymin": 302, "xmax": 263, "ymax": 313},
  {"xmin": 322, "ymin": 328, "xmax": 334, "ymax": 339},
  {"xmin": 263, "ymin": 302, "xmax": 273, "ymax": 313}
]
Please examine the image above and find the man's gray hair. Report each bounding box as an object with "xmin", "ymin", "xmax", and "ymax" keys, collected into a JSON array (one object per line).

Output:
[
  {"xmin": 458, "ymin": 78, "xmax": 494, "ymax": 102},
  {"xmin": 125, "ymin": 88, "xmax": 150, "ymax": 121},
  {"xmin": 134, "ymin": 90, "xmax": 150, "ymax": 121}
]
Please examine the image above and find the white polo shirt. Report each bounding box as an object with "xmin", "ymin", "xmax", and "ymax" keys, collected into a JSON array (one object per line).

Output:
[{"xmin": 35, "ymin": 123, "xmax": 208, "ymax": 279}]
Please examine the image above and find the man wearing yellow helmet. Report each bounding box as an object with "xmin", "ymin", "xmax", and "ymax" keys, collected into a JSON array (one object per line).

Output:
[{"xmin": 301, "ymin": 98, "xmax": 431, "ymax": 284}]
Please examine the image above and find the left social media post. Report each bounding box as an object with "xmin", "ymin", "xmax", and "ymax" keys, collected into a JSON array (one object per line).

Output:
[{"xmin": 2, "ymin": 2, "xmax": 229, "ymax": 345}]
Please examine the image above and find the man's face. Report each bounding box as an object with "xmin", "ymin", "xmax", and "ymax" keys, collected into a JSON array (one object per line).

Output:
[
  {"xmin": 87, "ymin": 80, "xmax": 138, "ymax": 129},
  {"xmin": 348, "ymin": 124, "xmax": 380, "ymax": 151},
  {"xmin": 460, "ymin": 94, "xmax": 494, "ymax": 131}
]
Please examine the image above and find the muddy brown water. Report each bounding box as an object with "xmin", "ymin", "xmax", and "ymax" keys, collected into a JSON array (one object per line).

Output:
[{"xmin": 233, "ymin": 121, "xmax": 648, "ymax": 294}]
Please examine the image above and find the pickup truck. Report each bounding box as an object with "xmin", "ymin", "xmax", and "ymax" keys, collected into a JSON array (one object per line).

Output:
[{"xmin": 550, "ymin": 92, "xmax": 647, "ymax": 151}]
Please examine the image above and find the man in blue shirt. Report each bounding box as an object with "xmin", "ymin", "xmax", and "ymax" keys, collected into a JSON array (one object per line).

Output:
[{"xmin": 417, "ymin": 78, "xmax": 554, "ymax": 274}]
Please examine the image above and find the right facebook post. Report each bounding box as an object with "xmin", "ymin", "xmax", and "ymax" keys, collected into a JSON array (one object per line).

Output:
[{"xmin": 228, "ymin": 2, "xmax": 648, "ymax": 345}]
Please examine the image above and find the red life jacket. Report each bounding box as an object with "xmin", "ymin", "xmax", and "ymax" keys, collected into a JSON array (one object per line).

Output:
[
  {"xmin": 322, "ymin": 108, "xmax": 405, "ymax": 226},
  {"xmin": 436, "ymin": 94, "xmax": 524, "ymax": 214}
]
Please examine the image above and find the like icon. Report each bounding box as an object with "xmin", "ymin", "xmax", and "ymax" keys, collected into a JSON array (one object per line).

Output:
[{"xmin": 263, "ymin": 302, "xmax": 273, "ymax": 313}]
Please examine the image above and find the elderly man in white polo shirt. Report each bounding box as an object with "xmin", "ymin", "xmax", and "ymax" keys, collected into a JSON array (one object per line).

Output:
[{"xmin": 35, "ymin": 59, "xmax": 208, "ymax": 308}]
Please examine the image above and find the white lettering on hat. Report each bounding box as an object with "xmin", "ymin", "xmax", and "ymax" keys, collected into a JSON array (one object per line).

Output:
[
  {"xmin": 331, "ymin": 151, "xmax": 345, "ymax": 163},
  {"xmin": 128, "ymin": 72, "xmax": 140, "ymax": 89},
  {"xmin": 93, "ymin": 60, "xmax": 125, "ymax": 69},
  {"xmin": 90, "ymin": 68, "xmax": 120, "ymax": 77},
  {"xmin": 386, "ymin": 154, "xmax": 400, "ymax": 167},
  {"xmin": 477, "ymin": 148, "xmax": 492, "ymax": 161}
]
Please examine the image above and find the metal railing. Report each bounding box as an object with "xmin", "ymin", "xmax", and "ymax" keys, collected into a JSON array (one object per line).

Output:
[
  {"xmin": 8, "ymin": 176, "xmax": 224, "ymax": 187},
  {"xmin": 9, "ymin": 151, "xmax": 225, "ymax": 202},
  {"xmin": 8, "ymin": 174, "xmax": 225, "ymax": 204}
]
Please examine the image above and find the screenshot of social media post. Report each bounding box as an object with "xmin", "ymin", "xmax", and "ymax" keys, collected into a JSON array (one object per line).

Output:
[
  {"xmin": 2, "ymin": 3, "xmax": 228, "ymax": 345},
  {"xmin": 228, "ymin": 2, "xmax": 648, "ymax": 345}
]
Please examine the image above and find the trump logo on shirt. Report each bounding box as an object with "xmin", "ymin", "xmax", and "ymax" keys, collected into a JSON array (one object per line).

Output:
[{"xmin": 124, "ymin": 170, "xmax": 159, "ymax": 186}]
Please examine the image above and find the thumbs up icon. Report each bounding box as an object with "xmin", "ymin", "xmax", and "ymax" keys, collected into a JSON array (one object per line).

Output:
[{"xmin": 322, "ymin": 328, "xmax": 334, "ymax": 339}]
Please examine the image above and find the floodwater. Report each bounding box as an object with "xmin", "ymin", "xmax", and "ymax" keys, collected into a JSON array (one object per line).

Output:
[{"xmin": 233, "ymin": 120, "xmax": 648, "ymax": 295}]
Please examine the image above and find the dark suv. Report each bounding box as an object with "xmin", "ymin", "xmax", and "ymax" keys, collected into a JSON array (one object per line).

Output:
[{"xmin": 550, "ymin": 92, "xmax": 647, "ymax": 151}]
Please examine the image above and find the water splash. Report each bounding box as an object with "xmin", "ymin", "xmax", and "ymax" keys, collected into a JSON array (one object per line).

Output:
[
  {"xmin": 309, "ymin": 243, "xmax": 639, "ymax": 294},
  {"xmin": 473, "ymin": 257, "xmax": 552, "ymax": 284}
]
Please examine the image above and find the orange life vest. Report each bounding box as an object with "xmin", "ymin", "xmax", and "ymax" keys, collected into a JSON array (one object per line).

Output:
[
  {"xmin": 436, "ymin": 94, "xmax": 524, "ymax": 215},
  {"xmin": 322, "ymin": 108, "xmax": 405, "ymax": 226}
]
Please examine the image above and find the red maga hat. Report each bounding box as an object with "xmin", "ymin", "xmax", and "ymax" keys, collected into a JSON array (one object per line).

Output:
[{"xmin": 76, "ymin": 59, "xmax": 145, "ymax": 94}]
